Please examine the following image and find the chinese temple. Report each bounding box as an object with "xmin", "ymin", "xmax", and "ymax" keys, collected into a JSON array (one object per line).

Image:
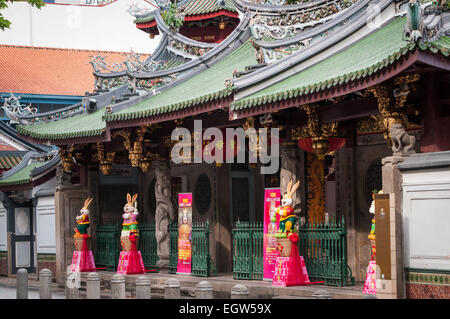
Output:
[{"xmin": 7, "ymin": 0, "xmax": 450, "ymax": 298}]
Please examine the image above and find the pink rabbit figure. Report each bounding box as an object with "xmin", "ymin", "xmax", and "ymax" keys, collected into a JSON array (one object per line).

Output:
[{"xmin": 121, "ymin": 193, "xmax": 139, "ymax": 241}]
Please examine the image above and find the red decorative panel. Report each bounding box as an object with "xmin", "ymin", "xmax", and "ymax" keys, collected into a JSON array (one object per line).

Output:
[{"xmin": 406, "ymin": 283, "xmax": 450, "ymax": 299}]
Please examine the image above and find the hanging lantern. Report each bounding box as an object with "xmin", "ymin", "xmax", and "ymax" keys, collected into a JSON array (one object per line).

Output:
[
  {"xmin": 149, "ymin": 32, "xmax": 155, "ymax": 39},
  {"xmin": 219, "ymin": 17, "xmax": 225, "ymax": 30},
  {"xmin": 297, "ymin": 137, "xmax": 345, "ymax": 159}
]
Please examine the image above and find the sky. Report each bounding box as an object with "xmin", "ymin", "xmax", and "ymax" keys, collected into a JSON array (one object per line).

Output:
[{"xmin": 0, "ymin": 0, "xmax": 161, "ymax": 53}]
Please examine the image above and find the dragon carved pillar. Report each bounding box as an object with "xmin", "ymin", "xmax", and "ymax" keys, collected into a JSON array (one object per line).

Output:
[{"xmin": 154, "ymin": 160, "xmax": 174, "ymax": 268}]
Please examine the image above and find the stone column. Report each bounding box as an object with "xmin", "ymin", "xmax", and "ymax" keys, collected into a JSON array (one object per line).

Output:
[
  {"xmin": 279, "ymin": 143, "xmax": 303, "ymax": 215},
  {"xmin": 154, "ymin": 161, "xmax": 175, "ymax": 269},
  {"xmin": 231, "ymin": 284, "xmax": 249, "ymax": 299},
  {"xmin": 54, "ymin": 181, "xmax": 87, "ymax": 284},
  {"xmin": 135, "ymin": 276, "xmax": 151, "ymax": 299},
  {"xmin": 111, "ymin": 274, "xmax": 126, "ymax": 299},
  {"xmin": 39, "ymin": 268, "xmax": 52, "ymax": 299},
  {"xmin": 164, "ymin": 278, "xmax": 180, "ymax": 299},
  {"xmin": 87, "ymin": 272, "xmax": 101, "ymax": 299},
  {"xmin": 16, "ymin": 268, "xmax": 28, "ymax": 299},
  {"xmin": 380, "ymin": 155, "xmax": 408, "ymax": 299},
  {"xmin": 196, "ymin": 281, "xmax": 213, "ymax": 299}
]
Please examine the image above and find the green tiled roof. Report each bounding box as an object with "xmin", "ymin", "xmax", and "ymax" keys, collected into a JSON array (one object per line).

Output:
[
  {"xmin": 0, "ymin": 154, "xmax": 23, "ymax": 169},
  {"xmin": 134, "ymin": 0, "xmax": 237, "ymax": 24},
  {"xmin": 17, "ymin": 106, "xmax": 106, "ymax": 140},
  {"xmin": 17, "ymin": 40, "xmax": 256, "ymax": 139},
  {"xmin": 182, "ymin": 0, "xmax": 237, "ymax": 15},
  {"xmin": 162, "ymin": 59, "xmax": 186, "ymax": 70},
  {"xmin": 0, "ymin": 161, "xmax": 47, "ymax": 186},
  {"xmin": 230, "ymin": 17, "xmax": 450, "ymax": 111},
  {"xmin": 105, "ymin": 39, "xmax": 256, "ymax": 122},
  {"xmin": 134, "ymin": 14, "xmax": 155, "ymax": 24}
]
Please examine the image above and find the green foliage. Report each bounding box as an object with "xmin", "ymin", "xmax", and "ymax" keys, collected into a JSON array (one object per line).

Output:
[
  {"xmin": 161, "ymin": 3, "xmax": 184, "ymax": 31},
  {"xmin": 1, "ymin": 0, "xmax": 45, "ymax": 31}
]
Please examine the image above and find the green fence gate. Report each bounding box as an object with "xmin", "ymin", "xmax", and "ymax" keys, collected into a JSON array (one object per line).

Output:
[
  {"xmin": 232, "ymin": 221, "xmax": 264, "ymax": 280},
  {"xmin": 96, "ymin": 223, "xmax": 160, "ymax": 271},
  {"xmin": 140, "ymin": 224, "xmax": 159, "ymax": 270},
  {"xmin": 95, "ymin": 223, "xmax": 121, "ymax": 271},
  {"xmin": 298, "ymin": 217, "xmax": 355, "ymax": 287},
  {"xmin": 168, "ymin": 220, "xmax": 215, "ymax": 277},
  {"xmin": 168, "ymin": 220, "xmax": 179, "ymax": 274},
  {"xmin": 231, "ymin": 218, "xmax": 354, "ymax": 286}
]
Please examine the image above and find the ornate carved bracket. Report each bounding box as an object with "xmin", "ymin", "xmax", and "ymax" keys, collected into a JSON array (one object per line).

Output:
[
  {"xmin": 366, "ymin": 74, "xmax": 420, "ymax": 143},
  {"xmin": 95, "ymin": 143, "xmax": 116, "ymax": 175},
  {"xmin": 292, "ymin": 105, "xmax": 339, "ymax": 158},
  {"xmin": 58, "ymin": 145, "xmax": 74, "ymax": 173},
  {"xmin": 112, "ymin": 126, "xmax": 158, "ymax": 171}
]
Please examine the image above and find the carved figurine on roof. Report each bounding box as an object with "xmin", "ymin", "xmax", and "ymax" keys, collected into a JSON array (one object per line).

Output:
[{"xmin": 404, "ymin": 0, "xmax": 424, "ymax": 42}]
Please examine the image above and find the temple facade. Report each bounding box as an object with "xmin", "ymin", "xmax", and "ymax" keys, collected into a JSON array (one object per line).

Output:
[{"xmin": 6, "ymin": 0, "xmax": 450, "ymax": 298}]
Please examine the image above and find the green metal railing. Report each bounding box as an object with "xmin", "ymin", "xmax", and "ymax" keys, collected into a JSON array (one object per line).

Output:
[
  {"xmin": 231, "ymin": 218, "xmax": 354, "ymax": 286},
  {"xmin": 298, "ymin": 217, "xmax": 355, "ymax": 287},
  {"xmin": 232, "ymin": 221, "xmax": 264, "ymax": 280},
  {"xmin": 96, "ymin": 223, "xmax": 121, "ymax": 271},
  {"xmin": 168, "ymin": 220, "xmax": 179, "ymax": 274},
  {"xmin": 191, "ymin": 221, "xmax": 214, "ymax": 277},
  {"xmin": 95, "ymin": 220, "xmax": 214, "ymax": 277},
  {"xmin": 140, "ymin": 224, "xmax": 159, "ymax": 270},
  {"xmin": 168, "ymin": 220, "xmax": 215, "ymax": 277},
  {"xmin": 96, "ymin": 223, "xmax": 160, "ymax": 271}
]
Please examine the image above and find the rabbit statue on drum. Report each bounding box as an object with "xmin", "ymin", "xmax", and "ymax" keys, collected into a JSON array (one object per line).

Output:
[
  {"xmin": 121, "ymin": 193, "xmax": 139, "ymax": 249},
  {"xmin": 74, "ymin": 198, "xmax": 93, "ymax": 237},
  {"xmin": 275, "ymin": 180, "xmax": 300, "ymax": 236}
]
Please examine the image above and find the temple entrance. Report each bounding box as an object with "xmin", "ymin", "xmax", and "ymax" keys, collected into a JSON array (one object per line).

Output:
[
  {"xmin": 229, "ymin": 164, "xmax": 255, "ymax": 226},
  {"xmin": 8, "ymin": 202, "xmax": 35, "ymax": 274}
]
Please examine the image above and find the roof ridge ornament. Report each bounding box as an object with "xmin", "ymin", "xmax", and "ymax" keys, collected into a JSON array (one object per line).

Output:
[
  {"xmin": 403, "ymin": 0, "xmax": 424, "ymax": 42},
  {"xmin": 126, "ymin": 1, "xmax": 154, "ymax": 17},
  {"xmin": 2, "ymin": 93, "xmax": 37, "ymax": 125}
]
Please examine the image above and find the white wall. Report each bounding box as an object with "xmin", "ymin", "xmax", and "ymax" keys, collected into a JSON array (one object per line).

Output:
[
  {"xmin": 402, "ymin": 168, "xmax": 450, "ymax": 271},
  {"xmin": 0, "ymin": 202, "xmax": 6, "ymax": 252},
  {"xmin": 1, "ymin": 0, "xmax": 160, "ymax": 53},
  {"xmin": 36, "ymin": 196, "xmax": 56, "ymax": 254}
]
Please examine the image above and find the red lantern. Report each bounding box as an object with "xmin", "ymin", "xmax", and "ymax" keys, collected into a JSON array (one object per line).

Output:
[{"xmin": 297, "ymin": 137, "xmax": 345, "ymax": 156}]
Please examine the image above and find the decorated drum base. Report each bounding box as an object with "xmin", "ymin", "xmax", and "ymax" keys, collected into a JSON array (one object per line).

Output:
[
  {"xmin": 120, "ymin": 233, "xmax": 139, "ymax": 252},
  {"xmin": 272, "ymin": 256, "xmax": 325, "ymax": 287},
  {"xmin": 363, "ymin": 260, "xmax": 377, "ymax": 294},
  {"xmin": 117, "ymin": 251, "xmax": 145, "ymax": 275},
  {"xmin": 74, "ymin": 237, "xmax": 90, "ymax": 251},
  {"xmin": 276, "ymin": 238, "xmax": 292, "ymax": 257},
  {"xmin": 70, "ymin": 250, "xmax": 96, "ymax": 272}
]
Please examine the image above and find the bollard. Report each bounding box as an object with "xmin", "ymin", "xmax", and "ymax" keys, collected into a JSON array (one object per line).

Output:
[
  {"xmin": 196, "ymin": 281, "xmax": 213, "ymax": 299},
  {"xmin": 16, "ymin": 268, "xmax": 28, "ymax": 299},
  {"xmin": 135, "ymin": 276, "xmax": 151, "ymax": 299},
  {"xmin": 362, "ymin": 294, "xmax": 378, "ymax": 299},
  {"xmin": 39, "ymin": 268, "xmax": 52, "ymax": 299},
  {"xmin": 65, "ymin": 271, "xmax": 80, "ymax": 299},
  {"xmin": 111, "ymin": 274, "xmax": 126, "ymax": 299},
  {"xmin": 312, "ymin": 289, "xmax": 332, "ymax": 299},
  {"xmin": 231, "ymin": 284, "xmax": 249, "ymax": 299},
  {"xmin": 164, "ymin": 278, "xmax": 180, "ymax": 299},
  {"xmin": 87, "ymin": 272, "xmax": 101, "ymax": 299}
]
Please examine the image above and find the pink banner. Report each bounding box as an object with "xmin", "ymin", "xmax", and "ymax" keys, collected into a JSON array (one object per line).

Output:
[
  {"xmin": 263, "ymin": 188, "xmax": 281, "ymax": 281},
  {"xmin": 177, "ymin": 193, "xmax": 193, "ymax": 275}
]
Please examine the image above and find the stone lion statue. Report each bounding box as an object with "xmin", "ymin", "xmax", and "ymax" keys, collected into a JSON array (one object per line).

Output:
[{"xmin": 389, "ymin": 123, "xmax": 416, "ymax": 156}]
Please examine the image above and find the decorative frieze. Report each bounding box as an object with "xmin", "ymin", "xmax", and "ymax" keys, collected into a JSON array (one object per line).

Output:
[
  {"xmin": 168, "ymin": 38, "xmax": 212, "ymax": 57},
  {"xmin": 250, "ymin": 0, "xmax": 357, "ymax": 40}
]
